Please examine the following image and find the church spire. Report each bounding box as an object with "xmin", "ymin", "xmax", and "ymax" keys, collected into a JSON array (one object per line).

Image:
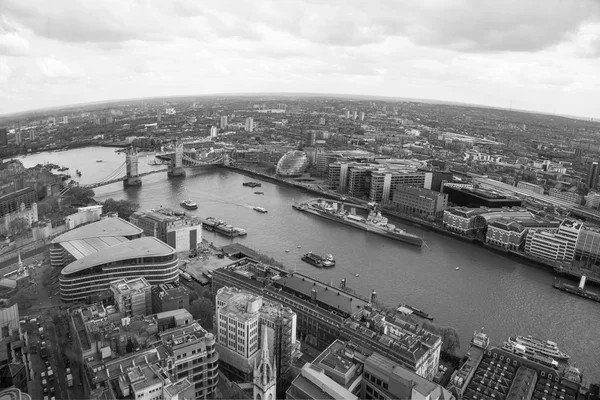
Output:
[{"xmin": 253, "ymin": 325, "xmax": 276, "ymax": 400}]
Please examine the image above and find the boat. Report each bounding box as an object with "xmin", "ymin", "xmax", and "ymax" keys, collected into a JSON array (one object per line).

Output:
[
  {"xmin": 301, "ymin": 252, "xmax": 335, "ymax": 268},
  {"xmin": 243, "ymin": 181, "xmax": 262, "ymax": 188},
  {"xmin": 297, "ymin": 245, "xmax": 301, "ymax": 248},
  {"xmin": 455, "ymin": 267, "xmax": 460, "ymax": 270},
  {"xmin": 253, "ymin": 207, "xmax": 268, "ymax": 213},
  {"xmin": 96, "ymin": 160, "xmax": 103, "ymax": 162},
  {"xmin": 401, "ymin": 304, "xmax": 434, "ymax": 320},
  {"xmin": 293, "ymin": 200, "xmax": 423, "ymax": 247},
  {"xmin": 501, "ymin": 341, "xmax": 559, "ymax": 369},
  {"xmin": 553, "ymin": 277, "xmax": 600, "ymax": 303},
  {"xmin": 76, "ymin": 170, "xmax": 82, "ymax": 176},
  {"xmin": 285, "ymin": 250, "xmax": 289, "ymax": 253},
  {"xmin": 254, "ymin": 191, "xmax": 264, "ymax": 195},
  {"xmin": 507, "ymin": 335, "xmax": 569, "ymax": 360},
  {"xmin": 355, "ymin": 274, "xmax": 360, "ymax": 277},
  {"xmin": 180, "ymin": 200, "xmax": 198, "ymax": 210}
]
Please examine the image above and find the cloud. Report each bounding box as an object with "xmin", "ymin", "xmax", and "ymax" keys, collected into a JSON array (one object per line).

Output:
[
  {"xmin": 36, "ymin": 58, "xmax": 81, "ymax": 80},
  {"xmin": 0, "ymin": 59, "xmax": 11, "ymax": 82},
  {"xmin": 0, "ymin": 15, "xmax": 29, "ymax": 55}
]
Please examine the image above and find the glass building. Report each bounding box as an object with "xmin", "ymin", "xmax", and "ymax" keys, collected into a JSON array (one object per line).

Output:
[{"xmin": 276, "ymin": 151, "xmax": 309, "ymax": 177}]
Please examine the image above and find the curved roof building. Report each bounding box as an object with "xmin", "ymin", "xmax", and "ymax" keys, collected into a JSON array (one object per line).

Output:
[
  {"xmin": 59, "ymin": 236, "xmax": 179, "ymax": 302},
  {"xmin": 276, "ymin": 151, "xmax": 309, "ymax": 177},
  {"xmin": 50, "ymin": 217, "xmax": 143, "ymax": 268}
]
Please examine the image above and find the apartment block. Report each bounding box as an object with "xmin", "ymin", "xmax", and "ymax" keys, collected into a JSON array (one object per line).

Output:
[
  {"xmin": 110, "ymin": 277, "xmax": 152, "ymax": 317},
  {"xmin": 391, "ymin": 185, "xmax": 448, "ymax": 220},
  {"xmin": 215, "ymin": 286, "xmax": 299, "ymax": 382}
]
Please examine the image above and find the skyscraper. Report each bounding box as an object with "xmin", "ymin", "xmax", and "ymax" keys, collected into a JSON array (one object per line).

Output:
[
  {"xmin": 15, "ymin": 131, "xmax": 22, "ymax": 145},
  {"xmin": 245, "ymin": 117, "xmax": 254, "ymax": 132},
  {"xmin": 220, "ymin": 115, "xmax": 228, "ymax": 129},
  {"xmin": 587, "ymin": 162, "xmax": 599, "ymax": 189},
  {"xmin": 360, "ymin": 111, "xmax": 365, "ymax": 121},
  {"xmin": 0, "ymin": 127, "xmax": 7, "ymax": 146},
  {"xmin": 210, "ymin": 126, "xmax": 218, "ymax": 137}
]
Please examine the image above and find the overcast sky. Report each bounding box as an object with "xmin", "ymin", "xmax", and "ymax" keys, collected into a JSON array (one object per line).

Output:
[{"xmin": 1, "ymin": 0, "xmax": 600, "ymax": 118}]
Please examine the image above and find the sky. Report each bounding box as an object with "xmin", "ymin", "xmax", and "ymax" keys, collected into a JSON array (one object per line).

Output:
[{"xmin": 1, "ymin": 0, "xmax": 600, "ymax": 118}]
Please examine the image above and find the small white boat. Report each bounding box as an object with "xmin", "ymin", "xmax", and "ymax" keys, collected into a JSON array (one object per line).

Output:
[
  {"xmin": 285, "ymin": 250, "xmax": 289, "ymax": 253},
  {"xmin": 297, "ymin": 245, "xmax": 302, "ymax": 248},
  {"xmin": 455, "ymin": 267, "xmax": 460, "ymax": 270},
  {"xmin": 180, "ymin": 200, "xmax": 198, "ymax": 210},
  {"xmin": 253, "ymin": 206, "xmax": 268, "ymax": 213},
  {"xmin": 355, "ymin": 274, "xmax": 360, "ymax": 277}
]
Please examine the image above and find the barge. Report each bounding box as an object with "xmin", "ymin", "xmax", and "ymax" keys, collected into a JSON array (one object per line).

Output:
[
  {"xmin": 200, "ymin": 217, "xmax": 247, "ymax": 237},
  {"xmin": 293, "ymin": 199, "xmax": 423, "ymax": 247},
  {"xmin": 301, "ymin": 252, "xmax": 335, "ymax": 268},
  {"xmin": 554, "ymin": 276, "xmax": 600, "ymax": 303}
]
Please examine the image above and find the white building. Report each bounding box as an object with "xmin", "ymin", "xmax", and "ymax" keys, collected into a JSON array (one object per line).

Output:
[
  {"xmin": 220, "ymin": 116, "xmax": 228, "ymax": 129},
  {"xmin": 585, "ymin": 192, "xmax": 600, "ymax": 209},
  {"xmin": 524, "ymin": 219, "xmax": 582, "ymax": 262},
  {"xmin": 245, "ymin": 117, "xmax": 254, "ymax": 132},
  {"xmin": 210, "ymin": 126, "xmax": 218, "ymax": 137},
  {"xmin": 61, "ymin": 116, "xmax": 69, "ymax": 124}
]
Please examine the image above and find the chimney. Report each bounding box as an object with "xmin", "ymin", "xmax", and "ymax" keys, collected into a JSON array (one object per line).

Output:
[{"xmin": 310, "ymin": 288, "xmax": 317, "ymax": 303}]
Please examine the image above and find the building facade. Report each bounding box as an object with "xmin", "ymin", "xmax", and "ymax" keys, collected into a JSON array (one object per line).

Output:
[
  {"xmin": 369, "ymin": 171, "xmax": 426, "ymax": 204},
  {"xmin": 130, "ymin": 209, "xmax": 202, "ymax": 251},
  {"xmin": 391, "ymin": 185, "xmax": 448, "ymax": 220},
  {"xmin": 0, "ymin": 188, "xmax": 37, "ymax": 218},
  {"xmin": 151, "ymin": 282, "xmax": 189, "ymax": 314},
  {"xmin": 110, "ymin": 277, "xmax": 152, "ymax": 317}
]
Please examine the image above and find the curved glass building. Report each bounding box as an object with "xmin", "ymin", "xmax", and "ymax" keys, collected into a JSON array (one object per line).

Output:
[
  {"xmin": 276, "ymin": 151, "xmax": 309, "ymax": 177},
  {"xmin": 59, "ymin": 236, "xmax": 179, "ymax": 302}
]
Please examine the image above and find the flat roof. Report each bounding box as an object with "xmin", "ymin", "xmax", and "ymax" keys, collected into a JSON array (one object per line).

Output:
[
  {"xmin": 52, "ymin": 217, "xmax": 143, "ymax": 244},
  {"xmin": 367, "ymin": 352, "xmax": 437, "ymax": 396},
  {"xmin": 62, "ymin": 237, "xmax": 175, "ymax": 275}
]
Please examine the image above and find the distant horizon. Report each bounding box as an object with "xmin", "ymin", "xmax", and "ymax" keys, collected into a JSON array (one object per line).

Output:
[{"xmin": 1, "ymin": 92, "xmax": 597, "ymax": 123}]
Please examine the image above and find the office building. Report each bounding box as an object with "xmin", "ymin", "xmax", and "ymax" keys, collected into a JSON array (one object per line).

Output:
[
  {"xmin": 212, "ymin": 259, "xmax": 441, "ymax": 380},
  {"xmin": 392, "ymin": 185, "xmax": 448, "ymax": 220},
  {"xmin": 245, "ymin": 117, "xmax": 254, "ymax": 132},
  {"xmin": 110, "ymin": 277, "xmax": 152, "ymax": 317},
  {"xmin": 151, "ymin": 282, "xmax": 189, "ymax": 314},
  {"xmin": 348, "ymin": 167, "xmax": 371, "ymax": 198},
  {"xmin": 14, "ymin": 132, "xmax": 21, "ymax": 145},
  {"xmin": 0, "ymin": 304, "xmax": 27, "ymax": 393},
  {"xmin": 0, "ymin": 187, "xmax": 37, "ymax": 217},
  {"xmin": 585, "ymin": 192, "xmax": 600, "ymax": 209},
  {"xmin": 525, "ymin": 219, "xmax": 582, "ymax": 262},
  {"xmin": 210, "ymin": 126, "xmax": 218, "ymax": 137},
  {"xmin": 28, "ymin": 131, "xmax": 35, "ymax": 141},
  {"xmin": 363, "ymin": 352, "xmax": 454, "ymax": 400},
  {"xmin": 215, "ymin": 286, "xmax": 299, "ymax": 381},
  {"xmin": 0, "ymin": 127, "xmax": 7, "ymax": 146},
  {"xmin": 548, "ymin": 188, "xmax": 584, "ymax": 205},
  {"xmin": 59, "ymin": 237, "xmax": 179, "ymax": 302},
  {"xmin": 485, "ymin": 219, "xmax": 527, "ymax": 250},
  {"xmin": 61, "ymin": 116, "xmax": 69, "ymax": 124},
  {"xmin": 276, "ymin": 151, "xmax": 309, "ymax": 177},
  {"xmin": 316, "ymin": 152, "xmax": 342, "ymax": 175},
  {"xmin": 353, "ymin": 111, "xmax": 358, "ymax": 120},
  {"xmin": 328, "ymin": 162, "xmax": 352, "ymax": 193},
  {"xmin": 586, "ymin": 162, "xmax": 599, "ymax": 190},
  {"xmin": 345, "ymin": 110, "xmax": 351, "ymax": 119},
  {"xmin": 129, "ymin": 209, "xmax": 202, "ymax": 252},
  {"xmin": 220, "ymin": 116, "xmax": 228, "ymax": 129},
  {"xmin": 305, "ymin": 131, "xmax": 316, "ymax": 147},
  {"xmin": 369, "ymin": 171, "xmax": 426, "ymax": 204},
  {"xmin": 319, "ymin": 117, "xmax": 326, "ymax": 125},
  {"xmin": 83, "ymin": 317, "xmax": 218, "ymax": 399},
  {"xmin": 360, "ymin": 111, "xmax": 365, "ymax": 121}
]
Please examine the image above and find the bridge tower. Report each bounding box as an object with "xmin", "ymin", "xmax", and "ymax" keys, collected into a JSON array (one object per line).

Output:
[
  {"xmin": 124, "ymin": 147, "xmax": 142, "ymax": 187},
  {"xmin": 167, "ymin": 142, "xmax": 186, "ymax": 177}
]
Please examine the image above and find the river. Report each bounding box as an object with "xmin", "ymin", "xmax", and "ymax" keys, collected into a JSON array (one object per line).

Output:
[{"xmin": 18, "ymin": 147, "xmax": 600, "ymax": 379}]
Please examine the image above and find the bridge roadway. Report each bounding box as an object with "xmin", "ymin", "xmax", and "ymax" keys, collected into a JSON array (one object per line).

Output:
[{"xmin": 82, "ymin": 168, "xmax": 168, "ymax": 189}]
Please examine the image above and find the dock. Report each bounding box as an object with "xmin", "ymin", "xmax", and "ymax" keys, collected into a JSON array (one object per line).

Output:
[{"xmin": 553, "ymin": 276, "xmax": 600, "ymax": 303}]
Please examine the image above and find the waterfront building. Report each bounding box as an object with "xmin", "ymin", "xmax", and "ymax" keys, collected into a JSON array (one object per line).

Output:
[
  {"xmin": 84, "ymin": 318, "xmax": 218, "ymax": 399},
  {"xmin": 525, "ymin": 229, "xmax": 568, "ymax": 261},
  {"xmin": 0, "ymin": 304, "xmax": 27, "ymax": 393},
  {"xmin": 516, "ymin": 181, "xmax": 545, "ymax": 195},
  {"xmin": 316, "ymin": 152, "xmax": 342, "ymax": 175},
  {"xmin": 212, "ymin": 258, "xmax": 441, "ymax": 380},
  {"xmin": 443, "ymin": 186, "xmax": 522, "ymax": 208},
  {"xmin": 348, "ymin": 166, "xmax": 371, "ymax": 198},
  {"xmin": 328, "ymin": 162, "xmax": 349, "ymax": 192},
  {"xmin": 0, "ymin": 187, "xmax": 37, "ymax": 217},
  {"xmin": 586, "ymin": 162, "xmax": 599, "ymax": 190},
  {"xmin": 369, "ymin": 170, "xmax": 426, "ymax": 204},
  {"xmin": 245, "ymin": 117, "xmax": 254, "ymax": 132},
  {"xmin": 391, "ymin": 185, "xmax": 448, "ymax": 220},
  {"xmin": 50, "ymin": 217, "xmax": 143, "ymax": 268},
  {"xmin": 59, "ymin": 236, "xmax": 179, "ymax": 302},
  {"xmin": 276, "ymin": 151, "xmax": 309, "ymax": 177},
  {"xmin": 110, "ymin": 277, "xmax": 152, "ymax": 317},
  {"xmin": 548, "ymin": 188, "xmax": 583, "ymax": 205},
  {"xmin": 442, "ymin": 208, "xmax": 489, "ymax": 235},
  {"xmin": 129, "ymin": 209, "xmax": 202, "ymax": 252},
  {"xmin": 215, "ymin": 286, "xmax": 299, "ymax": 381},
  {"xmin": 485, "ymin": 219, "xmax": 527, "ymax": 250},
  {"xmin": 363, "ymin": 352, "xmax": 454, "ymax": 400},
  {"xmin": 220, "ymin": 116, "xmax": 228, "ymax": 129},
  {"xmin": 151, "ymin": 282, "xmax": 189, "ymax": 314}
]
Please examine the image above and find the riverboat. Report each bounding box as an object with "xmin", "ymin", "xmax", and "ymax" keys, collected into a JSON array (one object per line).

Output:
[
  {"xmin": 301, "ymin": 252, "xmax": 335, "ymax": 268},
  {"xmin": 501, "ymin": 341, "xmax": 559, "ymax": 369},
  {"xmin": 507, "ymin": 335, "xmax": 569, "ymax": 360},
  {"xmin": 215, "ymin": 224, "xmax": 247, "ymax": 237},
  {"xmin": 180, "ymin": 200, "xmax": 198, "ymax": 210},
  {"xmin": 253, "ymin": 207, "xmax": 268, "ymax": 213},
  {"xmin": 96, "ymin": 160, "xmax": 103, "ymax": 162},
  {"xmin": 401, "ymin": 304, "xmax": 434, "ymax": 320},
  {"xmin": 553, "ymin": 277, "xmax": 600, "ymax": 303},
  {"xmin": 243, "ymin": 181, "xmax": 261, "ymax": 188},
  {"xmin": 254, "ymin": 191, "xmax": 264, "ymax": 195},
  {"xmin": 292, "ymin": 200, "xmax": 423, "ymax": 247}
]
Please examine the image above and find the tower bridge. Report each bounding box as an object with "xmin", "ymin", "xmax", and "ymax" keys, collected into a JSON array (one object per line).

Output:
[{"xmin": 68, "ymin": 143, "xmax": 229, "ymax": 191}]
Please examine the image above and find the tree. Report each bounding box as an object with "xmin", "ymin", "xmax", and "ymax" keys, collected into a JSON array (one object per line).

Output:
[
  {"xmin": 64, "ymin": 187, "xmax": 95, "ymax": 206},
  {"xmin": 9, "ymin": 290, "xmax": 36, "ymax": 312},
  {"xmin": 102, "ymin": 198, "xmax": 140, "ymax": 219},
  {"xmin": 439, "ymin": 327, "xmax": 461, "ymax": 355},
  {"xmin": 188, "ymin": 298, "xmax": 214, "ymax": 329},
  {"xmin": 9, "ymin": 217, "xmax": 30, "ymax": 238}
]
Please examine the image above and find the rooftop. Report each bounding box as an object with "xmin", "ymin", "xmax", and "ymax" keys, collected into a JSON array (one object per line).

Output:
[
  {"xmin": 60, "ymin": 236, "xmax": 130, "ymax": 260},
  {"xmin": 367, "ymin": 352, "xmax": 439, "ymax": 397},
  {"xmin": 52, "ymin": 217, "xmax": 143, "ymax": 244},
  {"xmin": 61, "ymin": 236, "xmax": 175, "ymax": 275},
  {"xmin": 110, "ymin": 277, "xmax": 151, "ymax": 295}
]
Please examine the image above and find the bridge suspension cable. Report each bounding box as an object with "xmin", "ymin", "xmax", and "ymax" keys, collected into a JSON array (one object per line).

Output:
[{"xmin": 83, "ymin": 162, "xmax": 127, "ymax": 187}]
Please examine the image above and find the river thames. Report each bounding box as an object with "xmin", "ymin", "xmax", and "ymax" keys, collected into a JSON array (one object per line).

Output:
[{"xmin": 19, "ymin": 147, "xmax": 600, "ymax": 378}]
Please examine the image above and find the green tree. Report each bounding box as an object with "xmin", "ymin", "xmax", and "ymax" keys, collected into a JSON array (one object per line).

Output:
[
  {"xmin": 188, "ymin": 298, "xmax": 214, "ymax": 329},
  {"xmin": 64, "ymin": 187, "xmax": 95, "ymax": 206},
  {"xmin": 439, "ymin": 327, "xmax": 461, "ymax": 355},
  {"xmin": 9, "ymin": 290, "xmax": 36, "ymax": 312},
  {"xmin": 102, "ymin": 198, "xmax": 140, "ymax": 219},
  {"xmin": 9, "ymin": 217, "xmax": 30, "ymax": 238}
]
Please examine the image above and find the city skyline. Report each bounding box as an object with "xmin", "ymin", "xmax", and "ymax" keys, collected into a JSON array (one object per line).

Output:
[{"xmin": 1, "ymin": 0, "xmax": 600, "ymax": 118}]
